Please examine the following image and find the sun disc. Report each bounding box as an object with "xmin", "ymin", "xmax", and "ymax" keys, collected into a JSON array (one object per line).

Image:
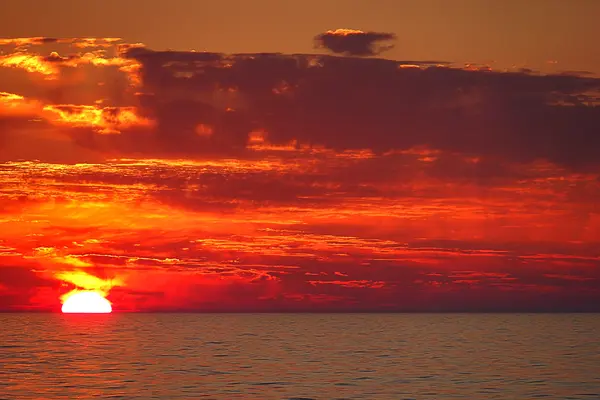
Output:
[{"xmin": 61, "ymin": 291, "xmax": 112, "ymax": 314}]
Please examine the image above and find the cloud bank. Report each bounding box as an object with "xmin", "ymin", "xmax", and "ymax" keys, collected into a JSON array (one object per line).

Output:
[{"xmin": 0, "ymin": 37, "xmax": 599, "ymax": 311}]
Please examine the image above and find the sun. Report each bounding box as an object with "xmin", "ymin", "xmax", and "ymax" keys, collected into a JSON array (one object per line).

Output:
[{"xmin": 61, "ymin": 291, "xmax": 112, "ymax": 314}]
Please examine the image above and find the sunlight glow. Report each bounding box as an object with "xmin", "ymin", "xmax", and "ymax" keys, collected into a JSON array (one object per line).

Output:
[{"xmin": 61, "ymin": 291, "xmax": 112, "ymax": 314}]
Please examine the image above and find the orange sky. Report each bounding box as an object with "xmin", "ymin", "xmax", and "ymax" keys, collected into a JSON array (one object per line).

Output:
[
  {"xmin": 0, "ymin": 4, "xmax": 599, "ymax": 311},
  {"xmin": 1, "ymin": 0, "xmax": 599, "ymax": 74}
]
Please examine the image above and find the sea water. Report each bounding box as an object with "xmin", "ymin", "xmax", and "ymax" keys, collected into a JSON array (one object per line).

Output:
[{"xmin": 1, "ymin": 314, "xmax": 599, "ymax": 399}]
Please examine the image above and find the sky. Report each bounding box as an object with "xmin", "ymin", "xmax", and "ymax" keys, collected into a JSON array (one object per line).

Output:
[{"xmin": 0, "ymin": 0, "xmax": 599, "ymax": 312}]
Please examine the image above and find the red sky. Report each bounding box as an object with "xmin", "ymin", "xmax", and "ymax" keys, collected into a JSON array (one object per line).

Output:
[{"xmin": 0, "ymin": 1, "xmax": 599, "ymax": 311}]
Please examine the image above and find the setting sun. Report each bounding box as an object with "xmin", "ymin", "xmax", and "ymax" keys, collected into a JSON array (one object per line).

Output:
[{"xmin": 61, "ymin": 291, "xmax": 112, "ymax": 314}]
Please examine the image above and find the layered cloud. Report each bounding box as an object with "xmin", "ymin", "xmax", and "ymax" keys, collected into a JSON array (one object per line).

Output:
[
  {"xmin": 0, "ymin": 37, "xmax": 599, "ymax": 311},
  {"xmin": 2, "ymin": 37, "xmax": 599, "ymax": 166}
]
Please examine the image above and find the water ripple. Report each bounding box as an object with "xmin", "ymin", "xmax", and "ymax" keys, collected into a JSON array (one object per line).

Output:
[{"xmin": 0, "ymin": 313, "xmax": 599, "ymax": 399}]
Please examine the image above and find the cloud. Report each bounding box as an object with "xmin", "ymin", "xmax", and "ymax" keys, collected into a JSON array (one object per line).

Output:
[
  {"xmin": 0, "ymin": 53, "xmax": 59, "ymax": 77},
  {"xmin": 2, "ymin": 41, "xmax": 599, "ymax": 169},
  {"xmin": 0, "ymin": 37, "xmax": 121, "ymax": 48},
  {"xmin": 54, "ymin": 270, "xmax": 124, "ymax": 302},
  {"xmin": 314, "ymin": 29, "xmax": 397, "ymax": 56},
  {"xmin": 43, "ymin": 104, "xmax": 154, "ymax": 134},
  {"xmin": 1, "ymin": 38, "xmax": 600, "ymax": 311},
  {"xmin": 114, "ymin": 46, "xmax": 600, "ymax": 168},
  {"xmin": 0, "ymin": 265, "xmax": 59, "ymax": 310}
]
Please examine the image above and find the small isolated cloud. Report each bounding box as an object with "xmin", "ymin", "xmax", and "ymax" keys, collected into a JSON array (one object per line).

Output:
[{"xmin": 314, "ymin": 29, "xmax": 396, "ymax": 56}]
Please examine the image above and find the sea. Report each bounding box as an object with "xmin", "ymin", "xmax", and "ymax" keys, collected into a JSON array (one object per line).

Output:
[{"xmin": 1, "ymin": 314, "xmax": 599, "ymax": 399}]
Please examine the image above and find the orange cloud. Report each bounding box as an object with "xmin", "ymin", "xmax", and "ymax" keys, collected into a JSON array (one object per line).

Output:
[
  {"xmin": 0, "ymin": 53, "xmax": 59, "ymax": 77},
  {"xmin": 71, "ymin": 37, "xmax": 122, "ymax": 48},
  {"xmin": 0, "ymin": 37, "xmax": 61, "ymax": 47},
  {"xmin": 325, "ymin": 28, "xmax": 365, "ymax": 36},
  {"xmin": 0, "ymin": 92, "xmax": 24, "ymax": 102},
  {"xmin": 1, "ymin": 92, "xmax": 152, "ymax": 134},
  {"xmin": 55, "ymin": 270, "xmax": 124, "ymax": 303},
  {"xmin": 60, "ymin": 52, "xmax": 133, "ymax": 68},
  {"xmin": 0, "ymin": 37, "xmax": 122, "ymax": 48},
  {"xmin": 43, "ymin": 104, "xmax": 154, "ymax": 134},
  {"xmin": 0, "ymin": 40, "xmax": 141, "ymax": 87},
  {"xmin": 0, "ymin": 91, "xmax": 42, "ymax": 116}
]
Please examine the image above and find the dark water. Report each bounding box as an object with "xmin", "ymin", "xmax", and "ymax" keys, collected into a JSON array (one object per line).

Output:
[{"xmin": 1, "ymin": 314, "xmax": 599, "ymax": 399}]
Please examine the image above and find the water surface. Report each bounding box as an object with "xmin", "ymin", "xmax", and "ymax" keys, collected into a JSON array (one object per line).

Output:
[{"xmin": 1, "ymin": 314, "xmax": 599, "ymax": 399}]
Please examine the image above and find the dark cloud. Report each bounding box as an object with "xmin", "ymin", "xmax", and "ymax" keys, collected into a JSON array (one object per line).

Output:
[
  {"xmin": 314, "ymin": 29, "xmax": 396, "ymax": 57},
  {"xmin": 0, "ymin": 266, "xmax": 58, "ymax": 310},
  {"xmin": 0, "ymin": 266, "xmax": 51, "ymax": 290},
  {"xmin": 111, "ymin": 48, "xmax": 600, "ymax": 169},
  {"xmin": 6, "ymin": 43, "xmax": 599, "ymax": 169}
]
